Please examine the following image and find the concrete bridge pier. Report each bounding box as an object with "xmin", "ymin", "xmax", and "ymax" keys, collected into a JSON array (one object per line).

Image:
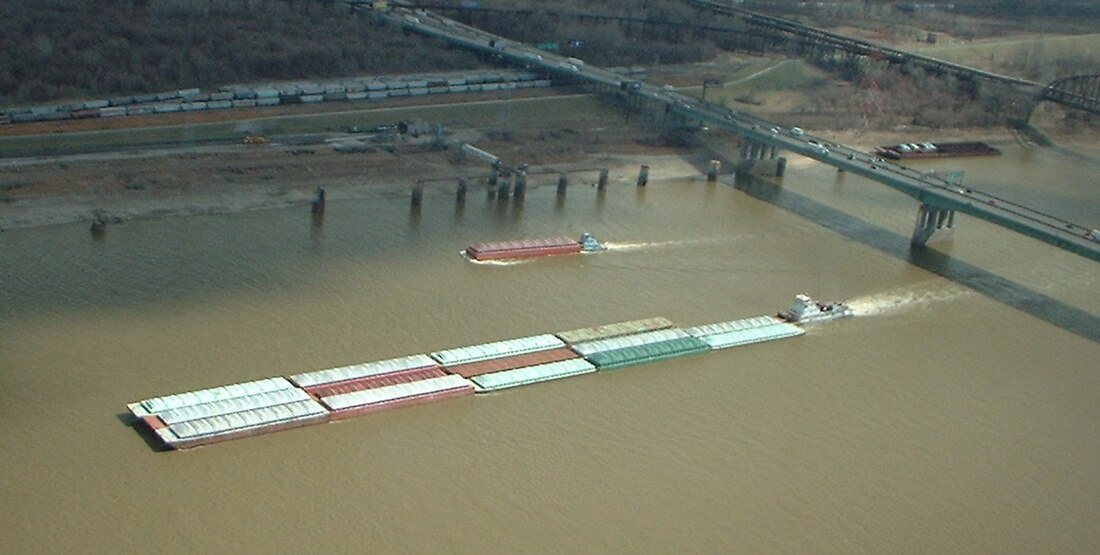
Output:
[
  {"xmin": 514, "ymin": 170, "xmax": 527, "ymax": 199},
  {"xmin": 707, "ymin": 160, "xmax": 721, "ymax": 182},
  {"xmin": 456, "ymin": 179, "xmax": 467, "ymax": 203},
  {"xmin": 736, "ymin": 138, "xmax": 786, "ymax": 178},
  {"xmin": 411, "ymin": 183, "xmax": 424, "ymax": 206},
  {"xmin": 557, "ymin": 172, "xmax": 568, "ymax": 196},
  {"xmin": 597, "ymin": 169, "xmax": 609, "ymax": 190},
  {"xmin": 487, "ymin": 169, "xmax": 498, "ymax": 199},
  {"xmin": 911, "ymin": 203, "xmax": 955, "ymax": 247},
  {"xmin": 497, "ymin": 173, "xmax": 512, "ymax": 200},
  {"xmin": 311, "ymin": 186, "xmax": 326, "ymax": 214}
]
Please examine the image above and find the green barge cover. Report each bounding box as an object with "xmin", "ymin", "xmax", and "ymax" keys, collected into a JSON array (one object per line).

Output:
[{"xmin": 585, "ymin": 336, "xmax": 710, "ymax": 371}]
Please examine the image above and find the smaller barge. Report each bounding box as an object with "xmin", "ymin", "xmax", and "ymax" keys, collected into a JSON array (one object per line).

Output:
[
  {"xmin": 875, "ymin": 141, "xmax": 1000, "ymax": 160},
  {"xmin": 465, "ymin": 233, "xmax": 603, "ymax": 261},
  {"xmin": 777, "ymin": 293, "xmax": 853, "ymax": 324}
]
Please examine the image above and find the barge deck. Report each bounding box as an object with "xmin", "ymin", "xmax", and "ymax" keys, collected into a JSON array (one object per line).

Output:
[{"xmin": 875, "ymin": 141, "xmax": 1001, "ymax": 160}]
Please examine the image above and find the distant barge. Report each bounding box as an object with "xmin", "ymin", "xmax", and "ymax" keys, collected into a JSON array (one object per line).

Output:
[
  {"xmin": 465, "ymin": 233, "xmax": 603, "ymax": 261},
  {"xmin": 875, "ymin": 141, "xmax": 1000, "ymax": 160},
  {"xmin": 127, "ymin": 295, "xmax": 849, "ymax": 450}
]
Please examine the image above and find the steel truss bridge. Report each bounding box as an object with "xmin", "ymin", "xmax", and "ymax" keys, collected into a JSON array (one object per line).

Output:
[
  {"xmin": 686, "ymin": 0, "xmax": 1100, "ymax": 118},
  {"xmin": 388, "ymin": 0, "xmax": 1100, "ymax": 119}
]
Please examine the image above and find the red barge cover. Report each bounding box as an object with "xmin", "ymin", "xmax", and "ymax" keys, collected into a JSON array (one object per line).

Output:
[
  {"xmin": 304, "ymin": 367, "xmax": 448, "ymax": 399},
  {"xmin": 466, "ymin": 236, "xmax": 582, "ymax": 261}
]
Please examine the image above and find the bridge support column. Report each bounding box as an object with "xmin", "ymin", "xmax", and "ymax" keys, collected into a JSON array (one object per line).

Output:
[
  {"xmin": 456, "ymin": 179, "xmax": 467, "ymax": 203},
  {"xmin": 557, "ymin": 172, "xmax": 568, "ymax": 196},
  {"xmin": 736, "ymin": 139, "xmax": 785, "ymax": 178},
  {"xmin": 487, "ymin": 169, "xmax": 498, "ymax": 199},
  {"xmin": 637, "ymin": 165, "xmax": 649, "ymax": 187},
  {"xmin": 311, "ymin": 186, "xmax": 326, "ymax": 214},
  {"xmin": 597, "ymin": 169, "xmax": 609, "ymax": 190},
  {"xmin": 514, "ymin": 170, "xmax": 527, "ymax": 199},
  {"xmin": 497, "ymin": 174, "xmax": 511, "ymax": 200},
  {"xmin": 707, "ymin": 160, "xmax": 721, "ymax": 182},
  {"xmin": 411, "ymin": 183, "xmax": 423, "ymax": 206},
  {"xmin": 911, "ymin": 203, "xmax": 955, "ymax": 247}
]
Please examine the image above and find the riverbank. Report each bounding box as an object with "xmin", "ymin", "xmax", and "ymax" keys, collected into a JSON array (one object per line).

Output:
[
  {"xmin": 0, "ymin": 133, "xmax": 703, "ymax": 232},
  {"xmin": 0, "ymin": 120, "xmax": 1032, "ymax": 232}
]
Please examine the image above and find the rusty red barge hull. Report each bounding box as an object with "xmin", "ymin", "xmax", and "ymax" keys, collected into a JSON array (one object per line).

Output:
[{"xmin": 465, "ymin": 236, "xmax": 582, "ymax": 261}]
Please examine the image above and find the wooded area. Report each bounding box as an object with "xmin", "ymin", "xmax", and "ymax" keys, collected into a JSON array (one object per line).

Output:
[
  {"xmin": 0, "ymin": 0, "xmax": 478, "ymax": 104},
  {"xmin": 0, "ymin": 0, "xmax": 724, "ymax": 104}
]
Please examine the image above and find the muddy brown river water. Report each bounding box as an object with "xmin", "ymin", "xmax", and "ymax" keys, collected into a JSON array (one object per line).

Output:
[{"xmin": 1, "ymin": 138, "xmax": 1098, "ymax": 553}]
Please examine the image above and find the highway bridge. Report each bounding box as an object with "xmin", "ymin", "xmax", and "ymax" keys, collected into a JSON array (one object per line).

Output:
[{"xmin": 361, "ymin": 4, "xmax": 1100, "ymax": 264}]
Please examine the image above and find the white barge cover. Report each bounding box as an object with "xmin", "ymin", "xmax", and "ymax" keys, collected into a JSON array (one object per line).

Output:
[
  {"xmin": 555, "ymin": 317, "xmax": 674, "ymax": 345},
  {"xmin": 687, "ymin": 316, "xmax": 805, "ymax": 350},
  {"xmin": 470, "ymin": 358, "xmax": 596, "ymax": 393},
  {"xmin": 570, "ymin": 329, "xmax": 690, "ymax": 356},
  {"xmin": 430, "ymin": 334, "xmax": 565, "ymax": 367},
  {"xmin": 157, "ymin": 399, "xmax": 328, "ymax": 444},
  {"xmin": 684, "ymin": 315, "xmax": 785, "ymax": 337},
  {"xmin": 288, "ymin": 354, "xmax": 438, "ymax": 388},
  {"xmin": 131, "ymin": 377, "xmax": 296, "ymax": 416},
  {"xmin": 320, "ymin": 375, "xmax": 473, "ymax": 412},
  {"xmin": 155, "ymin": 388, "xmax": 313, "ymax": 426}
]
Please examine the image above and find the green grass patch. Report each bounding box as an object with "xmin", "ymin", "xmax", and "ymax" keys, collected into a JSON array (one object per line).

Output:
[{"xmin": 679, "ymin": 60, "xmax": 829, "ymax": 107}]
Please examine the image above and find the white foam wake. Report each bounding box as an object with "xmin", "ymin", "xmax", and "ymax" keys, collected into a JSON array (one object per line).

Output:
[
  {"xmin": 460, "ymin": 251, "xmax": 530, "ymax": 266},
  {"xmin": 603, "ymin": 236, "xmax": 739, "ymax": 252},
  {"xmin": 847, "ymin": 284, "xmax": 974, "ymax": 317}
]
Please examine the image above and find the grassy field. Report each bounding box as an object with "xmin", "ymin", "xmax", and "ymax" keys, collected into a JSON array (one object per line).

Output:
[
  {"xmin": 912, "ymin": 33, "xmax": 1100, "ymax": 80},
  {"xmin": 676, "ymin": 59, "xmax": 830, "ymax": 111}
]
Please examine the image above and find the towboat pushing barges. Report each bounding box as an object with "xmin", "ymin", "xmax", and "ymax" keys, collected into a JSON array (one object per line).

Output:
[
  {"xmin": 127, "ymin": 293, "xmax": 850, "ymax": 450},
  {"xmin": 465, "ymin": 232, "xmax": 604, "ymax": 261},
  {"xmin": 777, "ymin": 293, "xmax": 853, "ymax": 324}
]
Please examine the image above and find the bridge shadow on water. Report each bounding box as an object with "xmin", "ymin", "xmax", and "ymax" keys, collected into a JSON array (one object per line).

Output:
[{"xmin": 729, "ymin": 174, "xmax": 1100, "ymax": 344}]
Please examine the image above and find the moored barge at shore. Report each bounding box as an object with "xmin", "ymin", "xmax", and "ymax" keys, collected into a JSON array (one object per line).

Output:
[{"xmin": 875, "ymin": 141, "xmax": 1000, "ymax": 160}]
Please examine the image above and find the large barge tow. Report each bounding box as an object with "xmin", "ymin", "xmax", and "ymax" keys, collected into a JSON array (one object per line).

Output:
[{"xmin": 127, "ymin": 294, "xmax": 846, "ymax": 450}]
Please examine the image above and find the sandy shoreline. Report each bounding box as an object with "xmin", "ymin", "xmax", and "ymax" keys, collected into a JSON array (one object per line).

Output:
[
  {"xmin": 0, "ymin": 149, "xmax": 708, "ymax": 232},
  {"xmin": 5, "ymin": 122, "xmax": 1087, "ymax": 233}
]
